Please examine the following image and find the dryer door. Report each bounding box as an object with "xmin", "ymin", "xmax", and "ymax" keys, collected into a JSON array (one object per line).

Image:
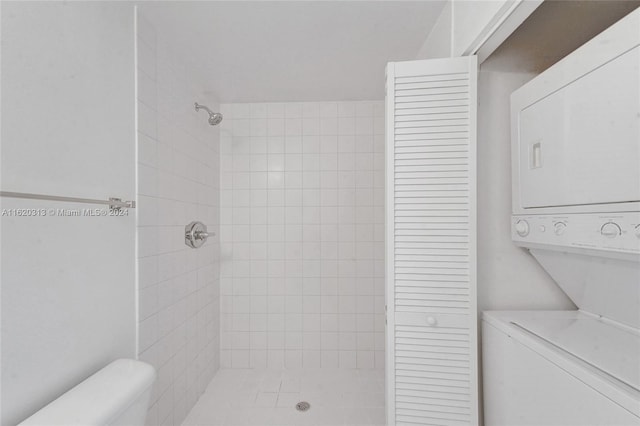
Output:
[{"xmin": 516, "ymin": 46, "xmax": 640, "ymax": 210}]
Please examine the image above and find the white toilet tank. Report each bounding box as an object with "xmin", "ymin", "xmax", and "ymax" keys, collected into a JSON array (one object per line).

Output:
[{"xmin": 18, "ymin": 359, "xmax": 156, "ymax": 426}]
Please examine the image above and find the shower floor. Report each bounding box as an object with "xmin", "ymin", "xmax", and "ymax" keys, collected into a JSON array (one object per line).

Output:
[{"xmin": 182, "ymin": 369, "xmax": 385, "ymax": 426}]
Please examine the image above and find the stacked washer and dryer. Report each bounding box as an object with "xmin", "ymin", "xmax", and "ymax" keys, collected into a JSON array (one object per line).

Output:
[{"xmin": 482, "ymin": 8, "xmax": 640, "ymax": 426}]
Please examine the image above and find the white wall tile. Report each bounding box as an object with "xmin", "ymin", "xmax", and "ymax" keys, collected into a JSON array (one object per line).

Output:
[
  {"xmin": 137, "ymin": 14, "xmax": 220, "ymax": 426},
  {"xmin": 219, "ymin": 101, "xmax": 383, "ymax": 370},
  {"xmin": 267, "ymin": 103, "xmax": 285, "ymax": 118}
]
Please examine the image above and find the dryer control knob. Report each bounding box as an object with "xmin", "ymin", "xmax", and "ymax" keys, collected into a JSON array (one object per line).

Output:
[
  {"xmin": 601, "ymin": 222, "xmax": 621, "ymax": 239},
  {"xmin": 515, "ymin": 220, "xmax": 529, "ymax": 237},
  {"xmin": 553, "ymin": 222, "xmax": 567, "ymax": 236}
]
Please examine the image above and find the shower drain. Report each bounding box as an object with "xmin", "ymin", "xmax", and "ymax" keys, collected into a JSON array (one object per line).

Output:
[{"xmin": 295, "ymin": 401, "xmax": 311, "ymax": 412}]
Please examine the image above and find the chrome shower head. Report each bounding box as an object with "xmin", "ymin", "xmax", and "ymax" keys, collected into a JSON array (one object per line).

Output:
[{"xmin": 195, "ymin": 102, "xmax": 223, "ymax": 126}]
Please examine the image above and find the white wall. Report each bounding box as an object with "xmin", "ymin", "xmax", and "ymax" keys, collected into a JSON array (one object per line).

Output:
[
  {"xmin": 476, "ymin": 63, "xmax": 574, "ymax": 312},
  {"xmin": 416, "ymin": 1, "xmax": 452, "ymax": 59},
  {"xmin": 135, "ymin": 13, "xmax": 221, "ymax": 426},
  {"xmin": 0, "ymin": 2, "xmax": 136, "ymax": 424},
  {"xmin": 219, "ymin": 101, "xmax": 385, "ymax": 369}
]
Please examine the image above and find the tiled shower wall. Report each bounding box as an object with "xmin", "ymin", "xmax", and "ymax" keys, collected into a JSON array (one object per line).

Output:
[
  {"xmin": 136, "ymin": 15, "xmax": 220, "ymax": 426},
  {"xmin": 219, "ymin": 101, "xmax": 385, "ymax": 369}
]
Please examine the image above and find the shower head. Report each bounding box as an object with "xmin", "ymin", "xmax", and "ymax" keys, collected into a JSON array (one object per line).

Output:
[{"xmin": 195, "ymin": 102, "xmax": 223, "ymax": 126}]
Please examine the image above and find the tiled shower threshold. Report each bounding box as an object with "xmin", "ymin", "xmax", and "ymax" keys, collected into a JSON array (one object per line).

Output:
[{"xmin": 182, "ymin": 369, "xmax": 385, "ymax": 426}]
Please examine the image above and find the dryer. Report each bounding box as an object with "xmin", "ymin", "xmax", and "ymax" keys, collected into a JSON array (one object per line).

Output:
[{"xmin": 482, "ymin": 7, "xmax": 640, "ymax": 426}]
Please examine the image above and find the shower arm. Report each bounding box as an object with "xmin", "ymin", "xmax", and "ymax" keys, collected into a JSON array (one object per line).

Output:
[{"xmin": 194, "ymin": 102, "xmax": 214, "ymax": 115}]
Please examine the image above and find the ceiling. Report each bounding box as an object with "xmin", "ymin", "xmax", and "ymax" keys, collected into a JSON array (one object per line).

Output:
[{"xmin": 140, "ymin": 1, "xmax": 446, "ymax": 103}]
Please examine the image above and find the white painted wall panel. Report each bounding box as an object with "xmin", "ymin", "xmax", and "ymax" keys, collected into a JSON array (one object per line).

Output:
[
  {"xmin": 0, "ymin": 3, "xmax": 136, "ymax": 424},
  {"xmin": 0, "ymin": 2, "xmax": 135, "ymax": 200},
  {"xmin": 416, "ymin": 2, "xmax": 453, "ymax": 60},
  {"xmin": 476, "ymin": 67, "xmax": 574, "ymax": 312}
]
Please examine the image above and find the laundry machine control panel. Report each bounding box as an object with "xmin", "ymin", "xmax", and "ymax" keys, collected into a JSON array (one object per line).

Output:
[{"xmin": 512, "ymin": 212, "xmax": 640, "ymax": 254}]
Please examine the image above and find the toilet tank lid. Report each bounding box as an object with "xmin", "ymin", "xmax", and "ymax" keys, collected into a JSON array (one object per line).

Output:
[{"xmin": 19, "ymin": 359, "xmax": 156, "ymax": 426}]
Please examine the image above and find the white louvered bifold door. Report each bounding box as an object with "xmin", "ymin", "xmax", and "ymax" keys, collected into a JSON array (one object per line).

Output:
[{"xmin": 385, "ymin": 56, "xmax": 478, "ymax": 426}]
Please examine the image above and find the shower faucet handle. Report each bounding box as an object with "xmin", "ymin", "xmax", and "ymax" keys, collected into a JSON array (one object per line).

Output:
[
  {"xmin": 194, "ymin": 230, "xmax": 209, "ymax": 240},
  {"xmin": 185, "ymin": 221, "xmax": 212, "ymax": 248}
]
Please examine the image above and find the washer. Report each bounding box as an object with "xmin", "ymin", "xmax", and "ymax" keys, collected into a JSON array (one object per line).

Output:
[{"xmin": 482, "ymin": 310, "xmax": 640, "ymax": 426}]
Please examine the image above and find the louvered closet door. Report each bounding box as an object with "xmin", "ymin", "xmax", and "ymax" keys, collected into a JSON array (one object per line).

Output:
[{"xmin": 385, "ymin": 56, "xmax": 478, "ymax": 426}]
